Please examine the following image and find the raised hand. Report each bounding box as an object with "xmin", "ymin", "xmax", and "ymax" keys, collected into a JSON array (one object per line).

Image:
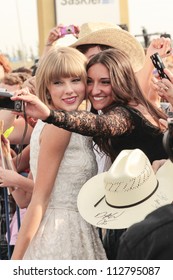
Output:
[
  {"xmin": 146, "ymin": 37, "xmax": 171, "ymax": 58},
  {"xmin": 156, "ymin": 68, "xmax": 173, "ymax": 106}
]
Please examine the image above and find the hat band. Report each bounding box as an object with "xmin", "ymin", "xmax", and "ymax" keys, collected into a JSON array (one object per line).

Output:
[{"xmin": 94, "ymin": 180, "xmax": 159, "ymax": 208}]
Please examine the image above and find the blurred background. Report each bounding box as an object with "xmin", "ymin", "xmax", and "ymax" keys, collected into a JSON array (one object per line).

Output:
[{"xmin": 0, "ymin": 0, "xmax": 172, "ymax": 70}]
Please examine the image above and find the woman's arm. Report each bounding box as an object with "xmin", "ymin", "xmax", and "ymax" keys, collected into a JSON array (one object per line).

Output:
[
  {"xmin": 0, "ymin": 167, "xmax": 33, "ymax": 208},
  {"xmin": 42, "ymin": 107, "xmax": 132, "ymax": 137},
  {"xmin": 11, "ymin": 171, "xmax": 34, "ymax": 208},
  {"xmin": 11, "ymin": 90, "xmax": 132, "ymax": 137},
  {"xmin": 11, "ymin": 124, "xmax": 71, "ymax": 259},
  {"xmin": 12, "ymin": 144, "xmax": 30, "ymax": 173}
]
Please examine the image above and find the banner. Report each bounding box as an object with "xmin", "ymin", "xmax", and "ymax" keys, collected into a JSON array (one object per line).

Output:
[{"xmin": 55, "ymin": 0, "xmax": 120, "ymax": 26}]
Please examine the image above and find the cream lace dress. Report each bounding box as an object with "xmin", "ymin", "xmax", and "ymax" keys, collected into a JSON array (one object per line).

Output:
[{"xmin": 23, "ymin": 120, "xmax": 107, "ymax": 260}]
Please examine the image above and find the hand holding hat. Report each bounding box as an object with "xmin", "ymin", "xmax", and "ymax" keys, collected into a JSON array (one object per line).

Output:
[{"xmin": 77, "ymin": 149, "xmax": 173, "ymax": 229}]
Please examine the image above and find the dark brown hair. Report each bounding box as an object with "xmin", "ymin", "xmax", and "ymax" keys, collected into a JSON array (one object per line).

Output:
[
  {"xmin": 87, "ymin": 48, "xmax": 167, "ymax": 122},
  {"xmin": 77, "ymin": 44, "xmax": 112, "ymax": 55}
]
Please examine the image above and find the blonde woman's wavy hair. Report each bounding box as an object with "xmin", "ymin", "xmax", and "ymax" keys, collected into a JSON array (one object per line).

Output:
[{"xmin": 36, "ymin": 46, "xmax": 87, "ymax": 108}]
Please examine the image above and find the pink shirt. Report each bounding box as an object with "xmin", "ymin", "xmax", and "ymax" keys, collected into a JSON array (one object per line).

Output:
[{"xmin": 7, "ymin": 208, "xmax": 26, "ymax": 245}]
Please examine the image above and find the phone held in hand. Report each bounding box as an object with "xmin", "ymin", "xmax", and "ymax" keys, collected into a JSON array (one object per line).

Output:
[{"xmin": 150, "ymin": 52, "xmax": 170, "ymax": 80}]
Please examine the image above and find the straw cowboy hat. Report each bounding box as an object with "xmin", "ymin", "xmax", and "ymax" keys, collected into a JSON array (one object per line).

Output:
[
  {"xmin": 77, "ymin": 149, "xmax": 173, "ymax": 229},
  {"xmin": 70, "ymin": 22, "xmax": 145, "ymax": 72},
  {"xmin": 55, "ymin": 34, "xmax": 78, "ymax": 47}
]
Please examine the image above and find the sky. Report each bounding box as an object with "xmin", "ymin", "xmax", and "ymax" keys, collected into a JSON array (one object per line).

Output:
[
  {"xmin": 128, "ymin": 0, "xmax": 173, "ymax": 42},
  {"xmin": 0, "ymin": 0, "xmax": 173, "ymax": 60},
  {"xmin": 0, "ymin": 0, "xmax": 38, "ymax": 59}
]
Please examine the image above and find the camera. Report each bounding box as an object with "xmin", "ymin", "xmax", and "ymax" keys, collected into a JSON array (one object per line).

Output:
[
  {"xmin": 150, "ymin": 52, "xmax": 170, "ymax": 80},
  {"xmin": 60, "ymin": 25, "xmax": 77, "ymax": 36},
  {"xmin": 0, "ymin": 88, "xmax": 23, "ymax": 112}
]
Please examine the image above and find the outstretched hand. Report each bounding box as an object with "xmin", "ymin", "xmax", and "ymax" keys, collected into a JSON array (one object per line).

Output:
[
  {"xmin": 11, "ymin": 88, "xmax": 50, "ymax": 120},
  {"xmin": 156, "ymin": 68, "xmax": 173, "ymax": 106},
  {"xmin": 45, "ymin": 24, "xmax": 80, "ymax": 46}
]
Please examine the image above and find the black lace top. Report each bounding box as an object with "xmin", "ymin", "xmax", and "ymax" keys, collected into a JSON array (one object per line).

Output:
[{"xmin": 46, "ymin": 105, "xmax": 168, "ymax": 163}]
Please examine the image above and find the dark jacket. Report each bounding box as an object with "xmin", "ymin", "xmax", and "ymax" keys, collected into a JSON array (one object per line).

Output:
[{"xmin": 116, "ymin": 204, "xmax": 173, "ymax": 260}]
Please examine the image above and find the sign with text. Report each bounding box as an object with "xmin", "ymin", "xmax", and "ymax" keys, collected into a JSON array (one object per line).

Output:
[{"xmin": 55, "ymin": 0, "xmax": 120, "ymax": 26}]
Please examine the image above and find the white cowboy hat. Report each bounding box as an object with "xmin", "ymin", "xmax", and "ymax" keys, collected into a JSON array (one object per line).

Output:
[
  {"xmin": 77, "ymin": 149, "xmax": 173, "ymax": 229},
  {"xmin": 70, "ymin": 22, "xmax": 145, "ymax": 72}
]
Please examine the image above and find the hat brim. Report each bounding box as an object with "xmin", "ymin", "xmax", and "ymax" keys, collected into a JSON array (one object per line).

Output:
[
  {"xmin": 70, "ymin": 28, "xmax": 145, "ymax": 72},
  {"xmin": 77, "ymin": 160, "xmax": 173, "ymax": 229},
  {"xmin": 55, "ymin": 34, "xmax": 78, "ymax": 47}
]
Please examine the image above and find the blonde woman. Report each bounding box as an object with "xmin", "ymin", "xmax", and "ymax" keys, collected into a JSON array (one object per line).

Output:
[{"xmin": 11, "ymin": 46, "xmax": 107, "ymax": 260}]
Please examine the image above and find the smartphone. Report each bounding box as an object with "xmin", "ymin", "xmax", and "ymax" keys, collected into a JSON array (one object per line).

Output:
[
  {"xmin": 150, "ymin": 52, "xmax": 170, "ymax": 80},
  {"xmin": 60, "ymin": 25, "xmax": 77, "ymax": 36},
  {"xmin": 0, "ymin": 89, "xmax": 23, "ymax": 112}
]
